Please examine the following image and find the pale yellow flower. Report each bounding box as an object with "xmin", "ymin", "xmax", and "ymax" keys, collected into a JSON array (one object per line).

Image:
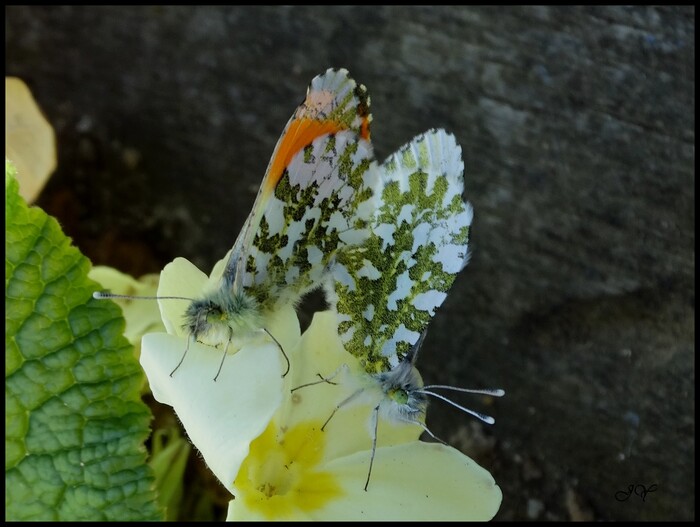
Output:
[
  {"xmin": 228, "ymin": 310, "xmax": 502, "ymax": 521},
  {"xmin": 5, "ymin": 77, "xmax": 56, "ymax": 202},
  {"xmin": 139, "ymin": 256, "xmax": 300, "ymax": 492},
  {"xmin": 139, "ymin": 257, "xmax": 501, "ymax": 520}
]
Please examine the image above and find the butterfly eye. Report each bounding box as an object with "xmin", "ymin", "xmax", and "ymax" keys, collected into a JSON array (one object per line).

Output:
[{"xmin": 387, "ymin": 387, "xmax": 409, "ymax": 406}]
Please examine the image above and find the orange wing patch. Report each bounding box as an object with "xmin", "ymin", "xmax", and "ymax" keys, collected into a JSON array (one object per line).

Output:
[{"xmin": 264, "ymin": 118, "xmax": 344, "ymax": 193}]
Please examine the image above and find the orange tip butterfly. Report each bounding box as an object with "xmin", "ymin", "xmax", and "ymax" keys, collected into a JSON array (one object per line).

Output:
[{"xmin": 95, "ymin": 68, "xmax": 381, "ymax": 380}]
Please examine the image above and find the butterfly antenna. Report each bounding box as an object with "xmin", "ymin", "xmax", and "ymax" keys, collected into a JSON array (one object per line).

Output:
[
  {"xmin": 93, "ymin": 291, "xmax": 193, "ymax": 301},
  {"xmin": 416, "ymin": 387, "xmax": 504, "ymax": 425},
  {"xmin": 422, "ymin": 385, "xmax": 505, "ymax": 397},
  {"xmin": 97, "ymin": 290, "xmax": 200, "ymax": 377},
  {"xmin": 262, "ymin": 328, "xmax": 290, "ymax": 378},
  {"xmin": 364, "ymin": 402, "xmax": 381, "ymax": 492}
]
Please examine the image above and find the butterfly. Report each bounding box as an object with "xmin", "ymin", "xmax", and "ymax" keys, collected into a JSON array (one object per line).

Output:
[
  {"xmin": 96, "ymin": 68, "xmax": 381, "ymax": 379},
  {"xmin": 321, "ymin": 128, "xmax": 504, "ymax": 490}
]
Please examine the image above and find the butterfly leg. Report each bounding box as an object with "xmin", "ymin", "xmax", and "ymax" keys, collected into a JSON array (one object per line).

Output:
[
  {"xmin": 213, "ymin": 327, "xmax": 234, "ymax": 382},
  {"xmin": 262, "ymin": 328, "xmax": 290, "ymax": 378},
  {"xmin": 400, "ymin": 416, "xmax": 448, "ymax": 446},
  {"xmin": 290, "ymin": 363, "xmax": 347, "ymax": 393},
  {"xmin": 321, "ymin": 387, "xmax": 364, "ymax": 431},
  {"xmin": 364, "ymin": 402, "xmax": 381, "ymax": 492},
  {"xmin": 170, "ymin": 335, "xmax": 193, "ymax": 377}
]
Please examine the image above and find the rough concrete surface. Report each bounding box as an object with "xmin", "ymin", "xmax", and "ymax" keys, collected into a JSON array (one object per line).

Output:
[{"xmin": 6, "ymin": 6, "xmax": 694, "ymax": 521}]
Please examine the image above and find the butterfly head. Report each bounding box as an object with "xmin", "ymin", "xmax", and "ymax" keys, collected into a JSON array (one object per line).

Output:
[
  {"xmin": 183, "ymin": 288, "xmax": 263, "ymax": 346},
  {"xmin": 375, "ymin": 359, "xmax": 428, "ymax": 421},
  {"xmin": 372, "ymin": 335, "xmax": 505, "ymax": 428}
]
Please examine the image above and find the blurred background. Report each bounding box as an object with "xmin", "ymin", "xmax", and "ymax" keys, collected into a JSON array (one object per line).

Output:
[{"xmin": 6, "ymin": 6, "xmax": 694, "ymax": 521}]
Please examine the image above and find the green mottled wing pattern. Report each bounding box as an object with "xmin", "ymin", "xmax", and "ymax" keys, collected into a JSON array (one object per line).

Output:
[
  {"xmin": 222, "ymin": 68, "xmax": 380, "ymax": 311},
  {"xmin": 326, "ymin": 129, "xmax": 472, "ymax": 374},
  {"xmin": 243, "ymin": 132, "xmax": 379, "ymax": 308}
]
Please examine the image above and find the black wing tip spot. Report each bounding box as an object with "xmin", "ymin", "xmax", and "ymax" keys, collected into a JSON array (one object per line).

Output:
[{"xmin": 355, "ymin": 86, "xmax": 371, "ymax": 118}]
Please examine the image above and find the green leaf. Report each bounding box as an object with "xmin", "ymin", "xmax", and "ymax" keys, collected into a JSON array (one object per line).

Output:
[{"xmin": 5, "ymin": 163, "xmax": 163, "ymax": 520}]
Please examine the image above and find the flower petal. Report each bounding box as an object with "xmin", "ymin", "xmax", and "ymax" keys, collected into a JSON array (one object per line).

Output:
[
  {"xmin": 156, "ymin": 257, "xmax": 208, "ymax": 336},
  {"xmin": 227, "ymin": 500, "xmax": 314, "ymax": 521},
  {"xmin": 319, "ymin": 442, "xmax": 502, "ymax": 520},
  {"xmin": 140, "ymin": 332, "xmax": 284, "ymax": 494}
]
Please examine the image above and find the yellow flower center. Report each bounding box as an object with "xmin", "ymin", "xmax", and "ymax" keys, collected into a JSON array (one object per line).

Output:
[{"xmin": 233, "ymin": 419, "xmax": 343, "ymax": 519}]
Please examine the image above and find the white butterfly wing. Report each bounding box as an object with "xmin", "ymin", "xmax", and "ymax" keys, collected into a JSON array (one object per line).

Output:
[{"xmin": 327, "ymin": 129, "xmax": 472, "ymax": 374}]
